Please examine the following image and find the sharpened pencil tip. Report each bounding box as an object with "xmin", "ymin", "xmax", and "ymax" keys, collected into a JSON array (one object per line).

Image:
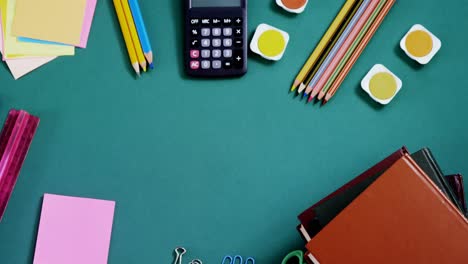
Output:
[
  {"xmin": 149, "ymin": 63, "xmax": 154, "ymax": 69},
  {"xmin": 298, "ymin": 83, "xmax": 306, "ymax": 93}
]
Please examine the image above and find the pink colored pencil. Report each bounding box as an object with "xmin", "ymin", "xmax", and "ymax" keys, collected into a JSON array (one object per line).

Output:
[
  {"xmin": 307, "ymin": 0, "xmax": 380, "ymax": 102},
  {"xmin": 324, "ymin": 0, "xmax": 395, "ymax": 104}
]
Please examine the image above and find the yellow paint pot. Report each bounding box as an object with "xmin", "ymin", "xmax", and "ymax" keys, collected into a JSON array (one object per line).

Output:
[
  {"xmin": 276, "ymin": 0, "xmax": 309, "ymax": 13},
  {"xmin": 250, "ymin": 24, "xmax": 289, "ymax": 61},
  {"xmin": 400, "ymin": 24, "xmax": 441, "ymax": 64},
  {"xmin": 361, "ymin": 64, "xmax": 402, "ymax": 105}
]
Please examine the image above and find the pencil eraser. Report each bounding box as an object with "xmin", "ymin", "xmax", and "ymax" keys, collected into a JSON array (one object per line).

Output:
[
  {"xmin": 400, "ymin": 24, "xmax": 441, "ymax": 65},
  {"xmin": 276, "ymin": 0, "xmax": 308, "ymax": 14},
  {"xmin": 361, "ymin": 64, "xmax": 402, "ymax": 105},
  {"xmin": 250, "ymin": 24, "xmax": 289, "ymax": 61}
]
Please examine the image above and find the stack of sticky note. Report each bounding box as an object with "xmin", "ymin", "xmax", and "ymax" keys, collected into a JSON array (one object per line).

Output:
[{"xmin": 0, "ymin": 0, "xmax": 97, "ymax": 80}]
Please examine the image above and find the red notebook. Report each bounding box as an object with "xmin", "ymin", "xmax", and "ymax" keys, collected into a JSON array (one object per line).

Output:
[
  {"xmin": 297, "ymin": 147, "xmax": 408, "ymax": 241},
  {"xmin": 305, "ymin": 154, "xmax": 468, "ymax": 264}
]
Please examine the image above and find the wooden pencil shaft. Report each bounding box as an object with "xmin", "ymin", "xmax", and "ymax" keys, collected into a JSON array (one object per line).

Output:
[
  {"xmin": 120, "ymin": 0, "xmax": 146, "ymax": 69},
  {"xmin": 308, "ymin": 0, "xmax": 380, "ymax": 99},
  {"xmin": 326, "ymin": 0, "xmax": 395, "ymax": 101},
  {"xmin": 128, "ymin": 0, "xmax": 152, "ymax": 53},
  {"xmin": 301, "ymin": 0, "xmax": 363, "ymax": 87},
  {"xmin": 321, "ymin": 0, "xmax": 387, "ymax": 97},
  {"xmin": 113, "ymin": 0, "xmax": 139, "ymax": 74},
  {"xmin": 292, "ymin": 0, "xmax": 359, "ymax": 88}
]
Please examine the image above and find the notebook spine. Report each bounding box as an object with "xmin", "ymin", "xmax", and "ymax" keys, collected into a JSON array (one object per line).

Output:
[
  {"xmin": 305, "ymin": 252, "xmax": 321, "ymax": 264},
  {"xmin": 404, "ymin": 155, "xmax": 468, "ymax": 224}
]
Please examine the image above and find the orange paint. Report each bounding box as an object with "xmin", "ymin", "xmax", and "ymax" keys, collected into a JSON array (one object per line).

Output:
[{"xmin": 281, "ymin": 0, "xmax": 307, "ymax": 10}]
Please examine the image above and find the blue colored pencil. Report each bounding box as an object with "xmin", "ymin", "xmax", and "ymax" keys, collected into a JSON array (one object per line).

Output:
[{"xmin": 128, "ymin": 0, "xmax": 154, "ymax": 69}]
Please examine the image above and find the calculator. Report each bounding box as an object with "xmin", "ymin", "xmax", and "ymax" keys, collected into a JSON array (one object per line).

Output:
[{"xmin": 184, "ymin": 0, "xmax": 248, "ymax": 77}]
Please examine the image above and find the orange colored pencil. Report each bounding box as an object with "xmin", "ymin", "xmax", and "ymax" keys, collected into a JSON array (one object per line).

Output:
[{"xmin": 324, "ymin": 0, "xmax": 395, "ymax": 104}]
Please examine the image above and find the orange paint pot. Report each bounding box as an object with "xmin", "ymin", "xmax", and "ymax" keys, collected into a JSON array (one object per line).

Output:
[{"xmin": 276, "ymin": 0, "xmax": 308, "ymax": 13}]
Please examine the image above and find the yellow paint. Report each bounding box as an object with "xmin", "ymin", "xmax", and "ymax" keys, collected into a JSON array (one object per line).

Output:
[
  {"xmin": 369, "ymin": 72, "xmax": 397, "ymax": 100},
  {"xmin": 405, "ymin": 30, "xmax": 433, "ymax": 58},
  {"xmin": 258, "ymin": 30, "xmax": 285, "ymax": 58}
]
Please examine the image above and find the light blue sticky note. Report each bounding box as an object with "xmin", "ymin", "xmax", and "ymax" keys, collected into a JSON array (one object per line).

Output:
[{"xmin": 18, "ymin": 37, "xmax": 70, "ymax": 46}]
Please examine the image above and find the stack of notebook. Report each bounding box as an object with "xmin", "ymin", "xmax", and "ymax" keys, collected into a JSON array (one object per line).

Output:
[
  {"xmin": 297, "ymin": 147, "xmax": 468, "ymax": 263},
  {"xmin": 0, "ymin": 0, "xmax": 97, "ymax": 79}
]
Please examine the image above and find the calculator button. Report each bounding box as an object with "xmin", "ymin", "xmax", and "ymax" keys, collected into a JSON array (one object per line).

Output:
[
  {"xmin": 223, "ymin": 49, "xmax": 232, "ymax": 58},
  {"xmin": 223, "ymin": 18, "xmax": 232, "ymax": 25},
  {"xmin": 201, "ymin": 60, "xmax": 211, "ymax": 69},
  {"xmin": 234, "ymin": 17, "xmax": 242, "ymax": 25},
  {"xmin": 190, "ymin": 39, "xmax": 200, "ymax": 48},
  {"xmin": 201, "ymin": 18, "xmax": 211, "ymax": 25},
  {"xmin": 223, "ymin": 28, "xmax": 232, "ymax": 36},
  {"xmin": 190, "ymin": 50, "xmax": 200, "ymax": 59},
  {"xmin": 233, "ymin": 50, "xmax": 243, "ymax": 68},
  {"xmin": 212, "ymin": 49, "xmax": 222, "ymax": 58},
  {"xmin": 212, "ymin": 18, "xmax": 222, "ymax": 25},
  {"xmin": 201, "ymin": 39, "xmax": 210, "ymax": 47},
  {"xmin": 212, "ymin": 60, "xmax": 222, "ymax": 69},
  {"xmin": 191, "ymin": 29, "xmax": 199, "ymax": 37},
  {"xmin": 223, "ymin": 39, "xmax": 232, "ymax": 47},
  {"xmin": 190, "ymin": 61, "xmax": 200, "ymax": 70},
  {"xmin": 234, "ymin": 39, "xmax": 243, "ymax": 47},
  {"xmin": 212, "ymin": 39, "xmax": 222, "ymax": 47},
  {"xmin": 223, "ymin": 60, "xmax": 233, "ymax": 69},
  {"xmin": 212, "ymin": 28, "xmax": 222, "ymax": 37},
  {"xmin": 190, "ymin": 18, "xmax": 201, "ymax": 26},
  {"xmin": 234, "ymin": 28, "xmax": 242, "ymax": 36},
  {"xmin": 201, "ymin": 49, "xmax": 210, "ymax": 58},
  {"xmin": 201, "ymin": 28, "xmax": 210, "ymax": 37}
]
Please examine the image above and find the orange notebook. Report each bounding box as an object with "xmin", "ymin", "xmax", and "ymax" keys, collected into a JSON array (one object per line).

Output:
[{"xmin": 306, "ymin": 154, "xmax": 468, "ymax": 264}]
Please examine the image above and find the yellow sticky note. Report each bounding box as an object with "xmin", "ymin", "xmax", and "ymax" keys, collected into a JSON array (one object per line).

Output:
[
  {"xmin": 12, "ymin": 0, "xmax": 87, "ymax": 46},
  {"xmin": 0, "ymin": 0, "xmax": 74, "ymax": 58}
]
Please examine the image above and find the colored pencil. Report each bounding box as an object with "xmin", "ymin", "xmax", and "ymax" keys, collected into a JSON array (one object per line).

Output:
[
  {"xmin": 324, "ymin": 0, "xmax": 395, "ymax": 104},
  {"xmin": 298, "ymin": 0, "xmax": 363, "ymax": 95},
  {"xmin": 318, "ymin": 0, "xmax": 387, "ymax": 101},
  {"xmin": 113, "ymin": 0, "xmax": 140, "ymax": 76},
  {"xmin": 307, "ymin": 0, "xmax": 380, "ymax": 103},
  {"xmin": 128, "ymin": 0, "xmax": 154, "ymax": 69},
  {"xmin": 303, "ymin": 0, "xmax": 370, "ymax": 98},
  {"xmin": 120, "ymin": 0, "xmax": 147, "ymax": 72},
  {"xmin": 290, "ymin": 0, "xmax": 358, "ymax": 92}
]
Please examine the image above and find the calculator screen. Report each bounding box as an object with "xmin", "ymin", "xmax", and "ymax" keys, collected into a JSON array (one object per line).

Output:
[{"xmin": 191, "ymin": 0, "xmax": 241, "ymax": 7}]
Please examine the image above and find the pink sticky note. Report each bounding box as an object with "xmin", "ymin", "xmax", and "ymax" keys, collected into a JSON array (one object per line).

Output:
[
  {"xmin": 33, "ymin": 194, "xmax": 116, "ymax": 264},
  {"xmin": 0, "ymin": 11, "xmax": 55, "ymax": 79},
  {"xmin": 79, "ymin": 0, "xmax": 97, "ymax": 48}
]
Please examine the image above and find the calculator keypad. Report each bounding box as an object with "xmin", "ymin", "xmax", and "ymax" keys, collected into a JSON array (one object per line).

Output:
[{"xmin": 188, "ymin": 16, "xmax": 245, "ymax": 72}]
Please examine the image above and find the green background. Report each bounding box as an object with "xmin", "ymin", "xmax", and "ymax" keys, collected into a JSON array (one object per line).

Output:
[{"xmin": 1, "ymin": 0, "xmax": 467, "ymax": 263}]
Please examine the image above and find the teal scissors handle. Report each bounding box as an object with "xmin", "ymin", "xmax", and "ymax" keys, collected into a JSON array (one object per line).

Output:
[{"xmin": 281, "ymin": 250, "xmax": 304, "ymax": 264}]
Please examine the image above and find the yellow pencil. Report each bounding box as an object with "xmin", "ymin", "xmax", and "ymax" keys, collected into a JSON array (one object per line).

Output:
[
  {"xmin": 120, "ymin": 0, "xmax": 147, "ymax": 72},
  {"xmin": 113, "ymin": 0, "xmax": 140, "ymax": 76},
  {"xmin": 290, "ymin": 0, "xmax": 358, "ymax": 92}
]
